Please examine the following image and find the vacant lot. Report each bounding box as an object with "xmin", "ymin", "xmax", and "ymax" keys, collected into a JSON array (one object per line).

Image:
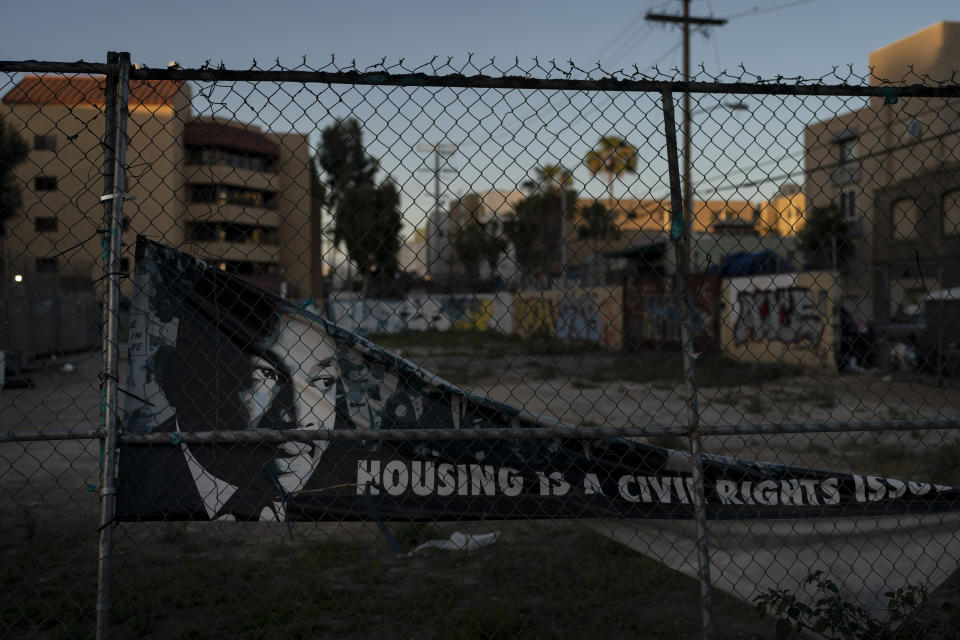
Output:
[{"xmin": 2, "ymin": 331, "xmax": 959, "ymax": 638}]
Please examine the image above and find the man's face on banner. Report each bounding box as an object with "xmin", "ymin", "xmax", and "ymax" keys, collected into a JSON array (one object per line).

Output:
[{"xmin": 239, "ymin": 316, "xmax": 339, "ymax": 495}]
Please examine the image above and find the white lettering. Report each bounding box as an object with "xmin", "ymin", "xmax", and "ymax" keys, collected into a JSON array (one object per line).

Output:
[
  {"xmin": 648, "ymin": 477, "xmax": 672, "ymax": 503},
  {"xmin": 715, "ymin": 480, "xmax": 740, "ymax": 504},
  {"xmin": 583, "ymin": 473, "xmax": 603, "ymax": 495},
  {"xmin": 356, "ymin": 459, "xmax": 381, "ymax": 495},
  {"xmin": 437, "ymin": 463, "xmax": 455, "ymax": 496},
  {"xmin": 549, "ymin": 471, "xmax": 570, "ymax": 497},
  {"xmin": 411, "ymin": 461, "xmax": 435, "ymax": 496},
  {"xmin": 618, "ymin": 475, "xmax": 640, "ymax": 502},
  {"xmin": 383, "ymin": 460, "xmax": 408, "ymax": 496},
  {"xmin": 821, "ymin": 477, "xmax": 840, "ymax": 505},
  {"xmin": 499, "ymin": 468, "xmax": 523, "ymax": 497},
  {"xmin": 754, "ymin": 480, "xmax": 779, "ymax": 505},
  {"xmin": 470, "ymin": 465, "xmax": 497, "ymax": 496}
]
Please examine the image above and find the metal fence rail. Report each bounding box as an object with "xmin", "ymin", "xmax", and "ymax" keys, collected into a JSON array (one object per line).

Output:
[{"xmin": 2, "ymin": 53, "xmax": 960, "ymax": 639}]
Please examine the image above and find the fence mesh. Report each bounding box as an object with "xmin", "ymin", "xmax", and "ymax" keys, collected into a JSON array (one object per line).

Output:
[{"xmin": 2, "ymin": 54, "xmax": 960, "ymax": 639}]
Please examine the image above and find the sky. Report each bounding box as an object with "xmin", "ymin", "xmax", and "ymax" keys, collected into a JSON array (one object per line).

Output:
[
  {"xmin": 3, "ymin": 0, "xmax": 958, "ymax": 80},
  {"xmin": 3, "ymin": 0, "xmax": 959, "ymax": 230}
]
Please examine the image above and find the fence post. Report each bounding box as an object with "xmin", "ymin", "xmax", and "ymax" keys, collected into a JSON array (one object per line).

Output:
[
  {"xmin": 660, "ymin": 88, "xmax": 715, "ymax": 640},
  {"xmin": 96, "ymin": 50, "xmax": 130, "ymax": 640}
]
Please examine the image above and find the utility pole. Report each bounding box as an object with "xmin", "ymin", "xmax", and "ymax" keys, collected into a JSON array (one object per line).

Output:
[
  {"xmin": 646, "ymin": 2, "xmax": 726, "ymax": 251},
  {"xmin": 416, "ymin": 142, "xmax": 457, "ymax": 285},
  {"xmin": 646, "ymin": 5, "xmax": 726, "ymax": 640}
]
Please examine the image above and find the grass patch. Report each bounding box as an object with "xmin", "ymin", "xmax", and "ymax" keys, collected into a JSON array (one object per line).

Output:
[
  {"xmin": 4, "ymin": 525, "xmax": 782, "ymax": 640},
  {"xmin": 368, "ymin": 330, "xmax": 603, "ymax": 359},
  {"xmin": 594, "ymin": 351, "xmax": 803, "ymax": 389},
  {"xmin": 854, "ymin": 437, "xmax": 960, "ymax": 485}
]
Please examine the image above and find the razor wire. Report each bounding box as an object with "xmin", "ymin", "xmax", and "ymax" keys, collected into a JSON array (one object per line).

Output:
[{"xmin": 2, "ymin": 54, "xmax": 960, "ymax": 640}]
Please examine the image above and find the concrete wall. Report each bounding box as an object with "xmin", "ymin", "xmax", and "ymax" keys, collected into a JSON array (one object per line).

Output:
[
  {"xmin": 327, "ymin": 287, "xmax": 624, "ymax": 350},
  {"xmin": 623, "ymin": 275, "xmax": 721, "ymax": 352},
  {"xmin": 720, "ymin": 271, "xmax": 839, "ymax": 368},
  {"xmin": 513, "ymin": 287, "xmax": 624, "ymax": 349},
  {"xmin": 326, "ymin": 293, "xmax": 514, "ymax": 335}
]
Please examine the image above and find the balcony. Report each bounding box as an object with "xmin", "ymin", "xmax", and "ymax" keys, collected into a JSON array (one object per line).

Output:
[
  {"xmin": 184, "ymin": 164, "xmax": 275, "ymax": 191},
  {"xmin": 185, "ymin": 203, "xmax": 282, "ymax": 227}
]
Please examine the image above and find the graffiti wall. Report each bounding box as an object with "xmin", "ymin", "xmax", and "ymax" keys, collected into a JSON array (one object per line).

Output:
[
  {"xmin": 513, "ymin": 287, "xmax": 624, "ymax": 349},
  {"xmin": 326, "ymin": 293, "xmax": 514, "ymax": 335},
  {"xmin": 720, "ymin": 271, "xmax": 838, "ymax": 368},
  {"xmin": 623, "ymin": 275, "xmax": 721, "ymax": 351}
]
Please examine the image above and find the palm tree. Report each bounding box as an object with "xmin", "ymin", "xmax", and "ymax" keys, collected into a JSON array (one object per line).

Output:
[
  {"xmin": 522, "ymin": 164, "xmax": 575, "ymax": 285},
  {"xmin": 522, "ymin": 163, "xmax": 573, "ymax": 195},
  {"xmin": 584, "ymin": 136, "xmax": 637, "ymax": 200},
  {"xmin": 577, "ymin": 201, "xmax": 621, "ymax": 286}
]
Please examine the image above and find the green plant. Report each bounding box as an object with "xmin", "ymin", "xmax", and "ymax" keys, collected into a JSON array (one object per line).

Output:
[{"xmin": 754, "ymin": 570, "xmax": 947, "ymax": 640}]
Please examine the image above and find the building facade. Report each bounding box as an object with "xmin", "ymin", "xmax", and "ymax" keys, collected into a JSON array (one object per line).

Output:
[
  {"xmin": 804, "ymin": 21, "xmax": 960, "ymax": 320},
  {"xmin": 2, "ymin": 75, "xmax": 316, "ymax": 299}
]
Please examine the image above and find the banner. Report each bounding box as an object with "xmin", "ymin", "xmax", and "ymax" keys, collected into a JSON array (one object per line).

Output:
[{"xmin": 118, "ymin": 238, "xmax": 960, "ymax": 522}]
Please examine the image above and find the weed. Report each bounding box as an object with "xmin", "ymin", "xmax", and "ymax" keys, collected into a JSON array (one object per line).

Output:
[{"xmin": 755, "ymin": 570, "xmax": 956, "ymax": 640}]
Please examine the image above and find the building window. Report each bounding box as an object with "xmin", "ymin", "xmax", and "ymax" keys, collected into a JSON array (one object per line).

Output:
[
  {"xmin": 34, "ymin": 217, "xmax": 58, "ymax": 233},
  {"xmin": 34, "ymin": 135, "xmax": 57, "ymax": 151},
  {"xmin": 892, "ymin": 198, "xmax": 920, "ymax": 241},
  {"xmin": 189, "ymin": 183, "xmax": 276, "ymax": 209},
  {"xmin": 831, "ymin": 131, "xmax": 859, "ymax": 185},
  {"xmin": 214, "ymin": 260, "xmax": 279, "ymax": 276},
  {"xmin": 186, "ymin": 221, "xmax": 279, "ymax": 245},
  {"xmin": 838, "ymin": 137, "xmax": 857, "ymax": 167},
  {"xmin": 943, "ymin": 191, "xmax": 960, "ymax": 235},
  {"xmin": 185, "ymin": 146, "xmax": 277, "ymax": 172},
  {"xmin": 35, "ymin": 176, "xmax": 58, "ymax": 191},
  {"xmin": 35, "ymin": 257, "xmax": 58, "ymax": 273},
  {"xmin": 839, "ymin": 191, "xmax": 859, "ymax": 235}
]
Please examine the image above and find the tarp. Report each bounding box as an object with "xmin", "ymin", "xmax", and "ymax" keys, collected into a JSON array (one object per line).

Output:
[
  {"xmin": 707, "ymin": 249, "xmax": 792, "ymax": 278},
  {"xmin": 118, "ymin": 238, "xmax": 960, "ymax": 523}
]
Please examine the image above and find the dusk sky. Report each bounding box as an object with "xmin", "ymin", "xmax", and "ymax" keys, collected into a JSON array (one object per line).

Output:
[
  {"xmin": 2, "ymin": 1, "xmax": 958, "ymax": 81},
  {"xmin": 4, "ymin": 1, "xmax": 960, "ymax": 227}
]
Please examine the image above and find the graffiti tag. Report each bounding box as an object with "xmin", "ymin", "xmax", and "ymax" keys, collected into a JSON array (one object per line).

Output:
[{"xmin": 733, "ymin": 287, "xmax": 823, "ymax": 345}]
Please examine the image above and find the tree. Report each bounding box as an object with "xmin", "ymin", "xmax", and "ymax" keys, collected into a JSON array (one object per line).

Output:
[
  {"xmin": 522, "ymin": 163, "xmax": 573, "ymax": 195},
  {"xmin": 452, "ymin": 218, "xmax": 507, "ymax": 282},
  {"xmin": 0, "ymin": 118, "xmax": 29, "ymax": 237},
  {"xmin": 504, "ymin": 166, "xmax": 577, "ymax": 287},
  {"xmin": 584, "ymin": 135, "xmax": 637, "ymax": 200},
  {"xmin": 797, "ymin": 205, "xmax": 854, "ymax": 270},
  {"xmin": 577, "ymin": 201, "xmax": 621, "ymax": 285},
  {"xmin": 316, "ymin": 119, "xmax": 403, "ymax": 292},
  {"xmin": 337, "ymin": 180, "xmax": 403, "ymax": 291}
]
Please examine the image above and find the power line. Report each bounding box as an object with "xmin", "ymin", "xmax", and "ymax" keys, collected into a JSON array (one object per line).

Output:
[
  {"xmin": 723, "ymin": 0, "xmax": 815, "ymax": 20},
  {"xmin": 593, "ymin": 10, "xmax": 650, "ymax": 61}
]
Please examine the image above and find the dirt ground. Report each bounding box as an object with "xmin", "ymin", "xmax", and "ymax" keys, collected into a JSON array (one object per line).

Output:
[{"xmin": 2, "ymin": 343, "xmax": 960, "ymax": 638}]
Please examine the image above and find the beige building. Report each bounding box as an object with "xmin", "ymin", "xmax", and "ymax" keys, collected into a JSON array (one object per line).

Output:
[
  {"xmin": 804, "ymin": 21, "xmax": 960, "ymax": 320},
  {"xmin": 2, "ymin": 75, "xmax": 316, "ymax": 299},
  {"xmin": 755, "ymin": 183, "xmax": 807, "ymax": 238}
]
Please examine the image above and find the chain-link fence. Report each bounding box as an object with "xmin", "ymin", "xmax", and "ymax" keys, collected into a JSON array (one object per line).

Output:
[{"xmin": 2, "ymin": 52, "xmax": 960, "ymax": 639}]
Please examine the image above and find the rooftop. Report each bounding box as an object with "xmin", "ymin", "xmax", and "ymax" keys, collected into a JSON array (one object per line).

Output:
[{"xmin": 2, "ymin": 75, "xmax": 183, "ymax": 107}]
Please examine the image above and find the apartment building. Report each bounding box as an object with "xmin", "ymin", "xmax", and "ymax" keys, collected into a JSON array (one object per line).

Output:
[
  {"xmin": 804, "ymin": 21, "xmax": 960, "ymax": 320},
  {"xmin": 2, "ymin": 75, "xmax": 316, "ymax": 298}
]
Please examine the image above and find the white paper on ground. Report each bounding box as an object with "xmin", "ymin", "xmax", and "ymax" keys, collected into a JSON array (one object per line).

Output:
[{"xmin": 409, "ymin": 531, "xmax": 500, "ymax": 555}]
